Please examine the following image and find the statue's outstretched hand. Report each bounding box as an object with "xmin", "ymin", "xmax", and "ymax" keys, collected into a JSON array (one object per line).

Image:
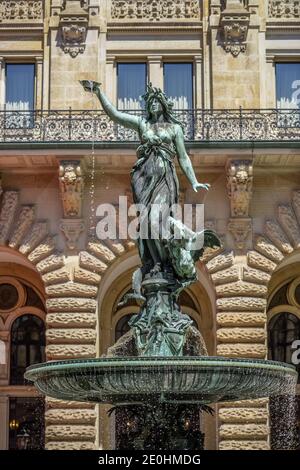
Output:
[
  {"xmin": 192, "ymin": 182, "xmax": 210, "ymax": 193},
  {"xmin": 79, "ymin": 80, "xmax": 101, "ymax": 93}
]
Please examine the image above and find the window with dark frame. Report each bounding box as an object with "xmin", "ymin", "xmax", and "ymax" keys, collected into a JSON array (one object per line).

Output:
[
  {"xmin": 163, "ymin": 63, "xmax": 193, "ymax": 109},
  {"xmin": 276, "ymin": 63, "xmax": 300, "ymax": 109},
  {"xmin": 5, "ymin": 63, "xmax": 35, "ymax": 128},
  {"xmin": 117, "ymin": 63, "xmax": 147, "ymax": 111},
  {"xmin": 10, "ymin": 315, "xmax": 45, "ymax": 385}
]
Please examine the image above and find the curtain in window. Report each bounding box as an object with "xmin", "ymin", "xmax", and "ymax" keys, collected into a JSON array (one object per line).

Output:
[
  {"xmin": 117, "ymin": 63, "xmax": 147, "ymax": 110},
  {"xmin": 276, "ymin": 63, "xmax": 300, "ymax": 109},
  {"xmin": 6, "ymin": 64, "xmax": 35, "ymax": 111},
  {"xmin": 164, "ymin": 63, "xmax": 193, "ymax": 109}
]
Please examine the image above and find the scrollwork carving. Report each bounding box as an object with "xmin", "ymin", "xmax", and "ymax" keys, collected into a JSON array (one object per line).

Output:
[
  {"xmin": 111, "ymin": 0, "xmax": 200, "ymax": 21},
  {"xmin": 268, "ymin": 0, "xmax": 300, "ymax": 18},
  {"xmin": 0, "ymin": 0, "xmax": 43, "ymax": 21}
]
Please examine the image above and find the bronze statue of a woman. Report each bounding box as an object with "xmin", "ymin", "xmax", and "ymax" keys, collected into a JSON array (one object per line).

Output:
[{"xmin": 81, "ymin": 80, "xmax": 220, "ymax": 356}]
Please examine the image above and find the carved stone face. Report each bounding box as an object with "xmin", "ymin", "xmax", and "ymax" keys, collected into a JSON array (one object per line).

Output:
[
  {"xmin": 64, "ymin": 166, "xmax": 77, "ymax": 183},
  {"xmin": 149, "ymin": 97, "xmax": 163, "ymax": 115},
  {"xmin": 236, "ymin": 168, "xmax": 248, "ymax": 185}
]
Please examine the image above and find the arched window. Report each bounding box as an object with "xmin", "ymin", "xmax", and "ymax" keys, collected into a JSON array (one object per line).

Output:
[
  {"xmin": 268, "ymin": 312, "xmax": 300, "ymax": 377},
  {"xmin": 115, "ymin": 314, "xmax": 132, "ymax": 341},
  {"xmin": 267, "ymin": 275, "xmax": 300, "ymax": 449},
  {"xmin": 10, "ymin": 315, "xmax": 45, "ymax": 385}
]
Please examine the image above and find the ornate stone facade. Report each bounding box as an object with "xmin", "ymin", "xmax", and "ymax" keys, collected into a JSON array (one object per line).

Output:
[
  {"xmin": 0, "ymin": 0, "xmax": 299, "ymax": 453},
  {"xmin": 59, "ymin": 161, "xmax": 84, "ymax": 218},
  {"xmin": 268, "ymin": 0, "xmax": 300, "ymax": 18},
  {"xmin": 0, "ymin": 0, "xmax": 43, "ymax": 21},
  {"xmin": 220, "ymin": 0, "xmax": 250, "ymax": 56},
  {"xmin": 111, "ymin": 0, "xmax": 200, "ymax": 21},
  {"xmin": 227, "ymin": 160, "xmax": 253, "ymax": 218}
]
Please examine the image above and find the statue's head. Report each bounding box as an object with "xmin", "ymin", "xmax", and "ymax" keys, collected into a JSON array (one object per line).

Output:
[{"xmin": 143, "ymin": 83, "xmax": 182, "ymax": 127}]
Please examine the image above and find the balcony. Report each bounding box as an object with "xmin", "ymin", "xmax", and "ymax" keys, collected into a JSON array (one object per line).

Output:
[{"xmin": 0, "ymin": 108, "xmax": 300, "ymax": 145}]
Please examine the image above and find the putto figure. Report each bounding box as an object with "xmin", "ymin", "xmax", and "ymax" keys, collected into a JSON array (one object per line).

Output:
[{"xmin": 81, "ymin": 80, "xmax": 220, "ymax": 356}]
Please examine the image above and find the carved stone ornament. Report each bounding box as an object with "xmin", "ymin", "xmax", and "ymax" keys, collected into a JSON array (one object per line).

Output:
[
  {"xmin": 220, "ymin": 0, "xmax": 250, "ymax": 57},
  {"xmin": 228, "ymin": 218, "xmax": 252, "ymax": 250},
  {"xmin": 59, "ymin": 0, "xmax": 88, "ymax": 58},
  {"xmin": 226, "ymin": 159, "xmax": 253, "ymax": 218},
  {"xmin": 269, "ymin": 0, "xmax": 300, "ymax": 19},
  {"xmin": 111, "ymin": 0, "xmax": 200, "ymax": 21},
  {"xmin": 60, "ymin": 218, "xmax": 85, "ymax": 251},
  {"xmin": 59, "ymin": 160, "xmax": 84, "ymax": 218},
  {"xmin": 0, "ymin": 0, "xmax": 43, "ymax": 21}
]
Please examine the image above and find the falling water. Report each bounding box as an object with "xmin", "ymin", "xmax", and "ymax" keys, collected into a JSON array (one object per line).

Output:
[
  {"xmin": 269, "ymin": 372, "xmax": 298, "ymax": 450},
  {"xmin": 88, "ymin": 94, "xmax": 97, "ymax": 241}
]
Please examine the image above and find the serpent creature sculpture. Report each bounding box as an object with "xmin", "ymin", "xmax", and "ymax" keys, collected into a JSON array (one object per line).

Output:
[{"xmin": 81, "ymin": 80, "xmax": 221, "ymax": 356}]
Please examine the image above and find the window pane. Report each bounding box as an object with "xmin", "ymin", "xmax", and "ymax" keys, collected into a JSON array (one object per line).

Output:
[
  {"xmin": 164, "ymin": 63, "xmax": 193, "ymax": 109},
  {"xmin": 276, "ymin": 63, "xmax": 300, "ymax": 109},
  {"xmin": 117, "ymin": 63, "xmax": 146, "ymax": 110},
  {"xmin": 10, "ymin": 315, "xmax": 45, "ymax": 385},
  {"xmin": 6, "ymin": 64, "xmax": 35, "ymax": 111},
  {"xmin": 268, "ymin": 312, "xmax": 300, "ymax": 382}
]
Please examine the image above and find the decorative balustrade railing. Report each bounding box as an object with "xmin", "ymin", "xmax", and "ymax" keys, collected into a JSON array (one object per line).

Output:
[{"xmin": 0, "ymin": 108, "xmax": 300, "ymax": 143}]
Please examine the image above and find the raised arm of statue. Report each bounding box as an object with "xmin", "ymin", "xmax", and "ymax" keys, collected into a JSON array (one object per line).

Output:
[
  {"xmin": 80, "ymin": 80, "xmax": 140, "ymax": 132},
  {"xmin": 174, "ymin": 124, "xmax": 210, "ymax": 193}
]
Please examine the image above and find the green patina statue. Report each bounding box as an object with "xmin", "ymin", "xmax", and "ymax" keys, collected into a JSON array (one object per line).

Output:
[{"xmin": 80, "ymin": 80, "xmax": 220, "ymax": 357}]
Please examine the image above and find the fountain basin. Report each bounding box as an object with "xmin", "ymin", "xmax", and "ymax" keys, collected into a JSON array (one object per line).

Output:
[{"xmin": 25, "ymin": 356, "xmax": 297, "ymax": 405}]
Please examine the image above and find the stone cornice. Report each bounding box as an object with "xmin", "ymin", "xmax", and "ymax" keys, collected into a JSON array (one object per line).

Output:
[{"xmin": 107, "ymin": 22, "xmax": 203, "ymax": 33}]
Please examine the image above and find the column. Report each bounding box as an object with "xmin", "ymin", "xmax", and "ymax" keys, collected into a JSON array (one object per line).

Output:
[
  {"xmin": 148, "ymin": 55, "xmax": 163, "ymax": 90},
  {"xmin": 35, "ymin": 56, "xmax": 43, "ymax": 110},
  {"xmin": 106, "ymin": 56, "xmax": 117, "ymax": 104},
  {"xmin": 194, "ymin": 55, "xmax": 203, "ymax": 109},
  {"xmin": 0, "ymin": 57, "xmax": 6, "ymax": 110},
  {"xmin": 266, "ymin": 56, "xmax": 276, "ymax": 108}
]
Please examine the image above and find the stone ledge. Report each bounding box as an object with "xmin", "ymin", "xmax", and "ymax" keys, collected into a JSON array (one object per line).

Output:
[
  {"xmin": 219, "ymin": 440, "xmax": 269, "ymax": 450},
  {"xmin": 36, "ymin": 253, "xmax": 65, "ymax": 274},
  {"xmin": 247, "ymin": 251, "xmax": 277, "ymax": 273},
  {"xmin": 46, "ymin": 328, "xmax": 96, "ymax": 344},
  {"xmin": 242, "ymin": 267, "xmax": 271, "ymax": 285},
  {"xmin": 46, "ymin": 282, "xmax": 98, "ymax": 298},
  {"xmin": 216, "ymin": 281, "xmax": 267, "ymax": 298},
  {"xmin": 216, "ymin": 343, "xmax": 266, "ymax": 358},
  {"xmin": 46, "ymin": 297, "xmax": 97, "ymax": 313},
  {"xmin": 217, "ymin": 297, "xmax": 266, "ymax": 312},
  {"xmin": 46, "ymin": 398, "xmax": 95, "ymax": 409},
  {"xmin": 211, "ymin": 266, "xmax": 240, "ymax": 286},
  {"xmin": 255, "ymin": 236, "xmax": 284, "ymax": 263},
  {"xmin": 79, "ymin": 251, "xmax": 108, "ymax": 274},
  {"xmin": 45, "ymin": 409, "xmax": 96, "ymax": 425},
  {"xmin": 219, "ymin": 424, "xmax": 268, "ymax": 439},
  {"xmin": 217, "ymin": 327, "xmax": 265, "ymax": 344},
  {"xmin": 46, "ymin": 441, "xmax": 95, "ymax": 450},
  {"xmin": 42, "ymin": 268, "xmax": 71, "ymax": 285},
  {"xmin": 217, "ymin": 312, "xmax": 266, "ymax": 327},
  {"xmin": 73, "ymin": 267, "xmax": 101, "ymax": 286},
  {"xmin": 219, "ymin": 407, "xmax": 268, "ymax": 423},
  {"xmin": 218, "ymin": 398, "xmax": 268, "ymax": 408},
  {"xmin": 87, "ymin": 241, "xmax": 116, "ymax": 263},
  {"xmin": 46, "ymin": 344, "xmax": 96, "ymax": 360},
  {"xmin": 46, "ymin": 425, "xmax": 95, "ymax": 441},
  {"xmin": 46, "ymin": 312, "xmax": 97, "ymax": 328},
  {"xmin": 206, "ymin": 252, "xmax": 234, "ymax": 274}
]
